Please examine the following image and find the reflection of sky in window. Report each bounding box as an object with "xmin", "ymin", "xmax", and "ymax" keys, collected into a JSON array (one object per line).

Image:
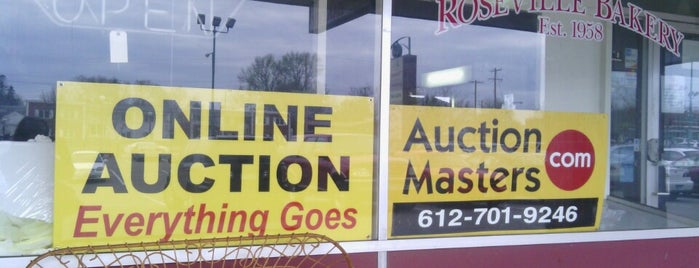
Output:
[
  {"xmin": 664, "ymin": 62, "xmax": 699, "ymax": 113},
  {"xmin": 3, "ymin": 0, "xmax": 541, "ymax": 109},
  {"xmin": 392, "ymin": 16, "xmax": 543, "ymax": 110},
  {"xmin": 0, "ymin": 1, "xmax": 378, "ymax": 100}
]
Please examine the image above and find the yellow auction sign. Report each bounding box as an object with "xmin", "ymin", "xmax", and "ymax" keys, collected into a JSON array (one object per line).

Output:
[
  {"xmin": 388, "ymin": 105, "xmax": 607, "ymax": 238},
  {"xmin": 54, "ymin": 82, "xmax": 374, "ymax": 247}
]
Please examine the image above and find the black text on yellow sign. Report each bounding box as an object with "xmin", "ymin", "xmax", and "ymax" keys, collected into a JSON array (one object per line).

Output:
[
  {"xmin": 388, "ymin": 106, "xmax": 607, "ymax": 238},
  {"xmin": 54, "ymin": 82, "xmax": 374, "ymax": 247},
  {"xmin": 82, "ymin": 98, "xmax": 348, "ymax": 194},
  {"xmin": 400, "ymin": 117, "xmax": 543, "ymax": 195}
]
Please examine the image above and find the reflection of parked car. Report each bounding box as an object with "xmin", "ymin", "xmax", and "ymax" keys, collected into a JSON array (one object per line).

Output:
[
  {"xmin": 609, "ymin": 145, "xmax": 695, "ymax": 197},
  {"xmin": 668, "ymin": 137, "xmax": 699, "ymax": 148},
  {"xmin": 662, "ymin": 148, "xmax": 696, "ymax": 198},
  {"xmin": 669, "ymin": 155, "xmax": 699, "ymax": 194},
  {"xmin": 662, "ymin": 147, "xmax": 699, "ymax": 165},
  {"xmin": 664, "ymin": 166, "xmax": 695, "ymax": 198}
]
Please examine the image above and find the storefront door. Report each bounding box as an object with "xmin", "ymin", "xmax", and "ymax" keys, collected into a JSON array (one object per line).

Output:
[
  {"xmin": 659, "ymin": 35, "xmax": 699, "ymax": 220},
  {"xmin": 611, "ymin": 9, "xmax": 699, "ymax": 223},
  {"xmin": 610, "ymin": 23, "xmax": 644, "ymax": 204}
]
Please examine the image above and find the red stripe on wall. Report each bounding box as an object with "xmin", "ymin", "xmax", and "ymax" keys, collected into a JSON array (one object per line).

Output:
[{"xmin": 387, "ymin": 237, "xmax": 699, "ymax": 267}]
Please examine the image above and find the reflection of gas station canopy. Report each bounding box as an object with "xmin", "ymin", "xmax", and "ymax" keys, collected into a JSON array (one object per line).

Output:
[
  {"xmin": 255, "ymin": 0, "xmax": 537, "ymax": 33},
  {"xmin": 255, "ymin": 0, "xmax": 375, "ymax": 33}
]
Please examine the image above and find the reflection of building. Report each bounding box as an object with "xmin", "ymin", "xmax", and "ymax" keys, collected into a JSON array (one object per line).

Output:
[
  {"xmin": 1, "ymin": 111, "xmax": 23, "ymax": 139},
  {"xmin": 25, "ymin": 101, "xmax": 55, "ymax": 120},
  {"xmin": 25, "ymin": 100, "xmax": 56, "ymax": 139}
]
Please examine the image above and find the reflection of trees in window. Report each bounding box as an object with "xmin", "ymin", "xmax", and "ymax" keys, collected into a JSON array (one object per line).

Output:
[
  {"xmin": 238, "ymin": 52, "xmax": 317, "ymax": 93},
  {"xmin": 40, "ymin": 88, "xmax": 56, "ymax": 105},
  {"xmin": 348, "ymin": 86, "xmax": 372, "ymax": 97},
  {"xmin": 39, "ymin": 75, "xmax": 157, "ymax": 105},
  {"xmin": 0, "ymin": 75, "xmax": 22, "ymax": 105},
  {"xmin": 34, "ymin": 76, "xmax": 158, "ymax": 140},
  {"xmin": 73, "ymin": 75, "xmax": 156, "ymax": 86},
  {"xmin": 0, "ymin": 74, "xmax": 24, "ymax": 140}
]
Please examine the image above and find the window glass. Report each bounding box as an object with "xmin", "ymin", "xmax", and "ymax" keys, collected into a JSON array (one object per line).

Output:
[
  {"xmin": 387, "ymin": 0, "xmax": 609, "ymax": 240},
  {"xmin": 390, "ymin": 8, "xmax": 542, "ymax": 109},
  {"xmin": 600, "ymin": 0, "xmax": 699, "ymax": 230},
  {"xmin": 1, "ymin": 1, "xmax": 378, "ymax": 97},
  {"xmin": 390, "ymin": 0, "xmax": 699, "ymax": 239},
  {"xmin": 0, "ymin": 0, "xmax": 380, "ymax": 256},
  {"xmin": 3, "ymin": 0, "xmax": 699, "ymax": 260},
  {"xmin": 658, "ymin": 31, "xmax": 699, "ymax": 221}
]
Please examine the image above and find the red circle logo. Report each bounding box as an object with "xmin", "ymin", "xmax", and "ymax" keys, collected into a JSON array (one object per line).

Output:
[{"xmin": 545, "ymin": 130, "xmax": 595, "ymax": 191}]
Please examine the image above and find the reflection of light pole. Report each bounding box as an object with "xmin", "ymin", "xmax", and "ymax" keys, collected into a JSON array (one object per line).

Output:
[
  {"xmin": 390, "ymin": 36, "xmax": 416, "ymax": 105},
  {"xmin": 690, "ymin": 62, "xmax": 697, "ymax": 114},
  {"xmin": 469, "ymin": 80, "xmax": 483, "ymax": 108},
  {"xmin": 490, "ymin": 68, "xmax": 502, "ymax": 108},
  {"xmin": 391, "ymin": 36, "xmax": 411, "ymax": 58},
  {"xmin": 197, "ymin": 14, "xmax": 236, "ymax": 89}
]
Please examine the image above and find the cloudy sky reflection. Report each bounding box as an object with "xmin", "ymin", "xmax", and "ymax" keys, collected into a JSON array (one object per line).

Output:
[
  {"xmin": 1, "ymin": 0, "xmax": 540, "ymax": 110},
  {"xmin": 1, "ymin": 0, "xmax": 376, "ymax": 98},
  {"xmin": 392, "ymin": 16, "xmax": 543, "ymax": 110}
]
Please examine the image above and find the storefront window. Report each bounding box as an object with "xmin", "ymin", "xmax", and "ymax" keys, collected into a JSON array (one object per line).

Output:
[
  {"xmin": 608, "ymin": 1, "xmax": 699, "ymax": 231},
  {"xmin": 0, "ymin": 0, "xmax": 381, "ymax": 256},
  {"xmin": 1, "ymin": 1, "xmax": 378, "ymax": 97},
  {"xmin": 388, "ymin": 0, "xmax": 699, "ymax": 240},
  {"xmin": 658, "ymin": 36, "xmax": 699, "ymax": 222},
  {"xmin": 2, "ymin": 0, "xmax": 699, "ymax": 264},
  {"xmin": 387, "ymin": 0, "xmax": 609, "ymax": 240}
]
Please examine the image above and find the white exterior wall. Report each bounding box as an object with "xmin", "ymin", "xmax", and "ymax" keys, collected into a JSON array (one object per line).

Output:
[{"xmin": 542, "ymin": 7, "xmax": 612, "ymax": 114}]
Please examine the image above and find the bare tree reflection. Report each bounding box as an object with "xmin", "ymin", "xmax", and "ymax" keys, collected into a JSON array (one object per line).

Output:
[{"xmin": 238, "ymin": 52, "xmax": 316, "ymax": 93}]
